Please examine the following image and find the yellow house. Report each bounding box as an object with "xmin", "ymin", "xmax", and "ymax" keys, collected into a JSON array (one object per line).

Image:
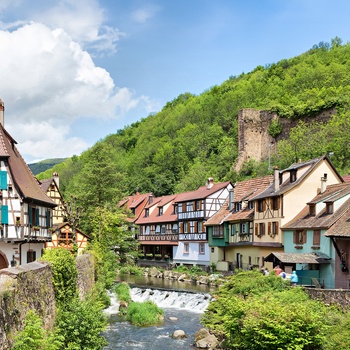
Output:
[
  {"xmin": 46, "ymin": 222, "xmax": 90, "ymax": 255},
  {"xmin": 253, "ymin": 155, "xmax": 343, "ymax": 270}
]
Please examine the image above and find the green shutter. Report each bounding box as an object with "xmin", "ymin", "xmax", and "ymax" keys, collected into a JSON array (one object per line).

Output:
[
  {"xmin": 46, "ymin": 210, "xmax": 50, "ymax": 228},
  {"xmin": 0, "ymin": 171, "xmax": 7, "ymax": 190},
  {"xmin": 1, "ymin": 205, "xmax": 8, "ymax": 224},
  {"xmin": 29, "ymin": 207, "xmax": 33, "ymax": 225},
  {"xmin": 35, "ymin": 208, "xmax": 39, "ymax": 226}
]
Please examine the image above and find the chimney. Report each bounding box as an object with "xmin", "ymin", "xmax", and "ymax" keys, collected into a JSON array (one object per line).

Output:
[
  {"xmin": 53, "ymin": 172, "xmax": 59, "ymax": 188},
  {"xmin": 207, "ymin": 177, "xmax": 214, "ymax": 189},
  {"xmin": 0, "ymin": 99, "xmax": 4, "ymax": 126},
  {"xmin": 148, "ymin": 194, "xmax": 154, "ymax": 204},
  {"xmin": 228, "ymin": 189, "xmax": 234, "ymax": 211},
  {"xmin": 274, "ymin": 166, "xmax": 280, "ymax": 192},
  {"xmin": 320, "ymin": 173, "xmax": 327, "ymax": 193}
]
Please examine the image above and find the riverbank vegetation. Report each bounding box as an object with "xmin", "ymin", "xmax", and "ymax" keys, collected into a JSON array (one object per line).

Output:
[
  {"xmin": 114, "ymin": 282, "xmax": 164, "ymax": 326},
  {"xmin": 12, "ymin": 248, "xmax": 111, "ymax": 350},
  {"xmin": 202, "ymin": 270, "xmax": 350, "ymax": 349}
]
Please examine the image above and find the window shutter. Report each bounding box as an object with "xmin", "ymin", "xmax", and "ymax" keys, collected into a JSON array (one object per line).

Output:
[
  {"xmin": 187, "ymin": 222, "xmax": 191, "ymax": 233},
  {"xmin": 0, "ymin": 171, "xmax": 7, "ymax": 190},
  {"xmin": 179, "ymin": 222, "xmax": 183, "ymax": 233},
  {"xmin": 268, "ymin": 222, "xmax": 271, "ymax": 234},
  {"xmin": 263, "ymin": 200, "xmax": 266, "ymax": 211},
  {"xmin": 1, "ymin": 205, "xmax": 8, "ymax": 224},
  {"xmin": 182, "ymin": 203, "xmax": 186, "ymax": 212},
  {"xmin": 276, "ymin": 222, "xmax": 279, "ymax": 234},
  {"xmin": 194, "ymin": 221, "xmax": 198, "ymax": 233},
  {"xmin": 262, "ymin": 223, "xmax": 265, "ymax": 235},
  {"xmin": 293, "ymin": 231, "xmax": 297, "ymax": 243},
  {"xmin": 35, "ymin": 208, "xmax": 39, "ymax": 226},
  {"xmin": 29, "ymin": 207, "xmax": 33, "ymax": 225},
  {"xmin": 46, "ymin": 210, "xmax": 50, "ymax": 228},
  {"xmin": 255, "ymin": 223, "xmax": 258, "ymax": 236},
  {"xmin": 277, "ymin": 197, "xmax": 281, "ymax": 209}
]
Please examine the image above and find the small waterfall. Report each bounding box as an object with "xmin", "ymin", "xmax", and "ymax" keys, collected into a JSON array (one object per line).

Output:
[
  {"xmin": 104, "ymin": 290, "xmax": 120, "ymax": 315},
  {"xmin": 130, "ymin": 287, "xmax": 212, "ymax": 312}
]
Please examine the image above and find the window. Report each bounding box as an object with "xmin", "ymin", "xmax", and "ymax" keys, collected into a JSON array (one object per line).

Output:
[
  {"xmin": 184, "ymin": 243, "xmax": 189, "ymax": 254},
  {"xmin": 313, "ymin": 230, "xmax": 321, "ymax": 246},
  {"xmin": 290, "ymin": 170, "xmax": 297, "ymax": 183},
  {"xmin": 230, "ymin": 224, "xmax": 237, "ymax": 236},
  {"xmin": 199, "ymin": 243, "xmax": 205, "ymax": 254},
  {"xmin": 155, "ymin": 225, "xmax": 161, "ymax": 234},
  {"xmin": 144, "ymin": 209, "xmax": 149, "ymax": 217},
  {"xmin": 186, "ymin": 202, "xmax": 193, "ymax": 212},
  {"xmin": 198, "ymin": 221, "xmax": 203, "ymax": 233},
  {"xmin": 268, "ymin": 221, "xmax": 278, "ymax": 236},
  {"xmin": 161, "ymin": 225, "xmax": 166, "ymax": 234},
  {"xmin": 173, "ymin": 205, "xmax": 178, "ymax": 214},
  {"xmin": 309, "ymin": 204, "xmax": 316, "ymax": 216},
  {"xmin": 213, "ymin": 226, "xmax": 223, "ymax": 237},
  {"xmin": 26, "ymin": 249, "xmax": 36, "ymax": 263},
  {"xmin": 172, "ymin": 223, "xmax": 178, "ymax": 233},
  {"xmin": 257, "ymin": 200, "xmax": 265, "ymax": 212},
  {"xmin": 271, "ymin": 197, "xmax": 279, "ymax": 211},
  {"xmin": 248, "ymin": 201, "xmax": 254, "ymax": 210},
  {"xmin": 145, "ymin": 226, "xmax": 150, "ymax": 235},
  {"xmin": 240, "ymin": 222, "xmax": 247, "ymax": 234},
  {"xmin": 326, "ymin": 203, "xmax": 333, "ymax": 214},
  {"xmin": 294, "ymin": 230, "xmax": 307, "ymax": 244},
  {"xmin": 195, "ymin": 200, "xmax": 202, "ymax": 211},
  {"xmin": 158, "ymin": 207, "xmax": 163, "ymax": 216},
  {"xmin": 255, "ymin": 222, "xmax": 265, "ymax": 237},
  {"xmin": 234, "ymin": 202, "xmax": 242, "ymax": 211}
]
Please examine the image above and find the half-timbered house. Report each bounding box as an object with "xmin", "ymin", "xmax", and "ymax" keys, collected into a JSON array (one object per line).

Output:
[
  {"xmin": 0, "ymin": 100, "xmax": 56, "ymax": 269},
  {"xmin": 173, "ymin": 178, "xmax": 233, "ymax": 268},
  {"xmin": 253, "ymin": 155, "xmax": 343, "ymax": 271}
]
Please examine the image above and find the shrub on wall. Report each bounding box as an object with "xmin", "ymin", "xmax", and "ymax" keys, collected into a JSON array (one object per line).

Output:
[{"xmin": 40, "ymin": 248, "xmax": 78, "ymax": 306}]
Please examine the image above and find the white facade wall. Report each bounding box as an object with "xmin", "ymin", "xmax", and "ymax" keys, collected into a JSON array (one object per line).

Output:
[{"xmin": 173, "ymin": 242, "xmax": 210, "ymax": 266}]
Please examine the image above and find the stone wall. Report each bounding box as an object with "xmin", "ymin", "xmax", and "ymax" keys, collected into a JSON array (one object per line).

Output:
[
  {"xmin": 76, "ymin": 253, "xmax": 95, "ymax": 300},
  {"xmin": 233, "ymin": 107, "xmax": 336, "ymax": 172},
  {"xmin": 305, "ymin": 287, "xmax": 350, "ymax": 311},
  {"xmin": 0, "ymin": 262, "xmax": 56, "ymax": 350},
  {"xmin": 0, "ymin": 253, "xmax": 96, "ymax": 350}
]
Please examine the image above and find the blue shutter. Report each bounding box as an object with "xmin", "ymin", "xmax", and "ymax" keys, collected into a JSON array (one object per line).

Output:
[
  {"xmin": 1, "ymin": 205, "xmax": 8, "ymax": 224},
  {"xmin": 0, "ymin": 171, "xmax": 7, "ymax": 190}
]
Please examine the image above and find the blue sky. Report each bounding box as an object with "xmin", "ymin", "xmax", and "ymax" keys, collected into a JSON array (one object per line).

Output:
[{"xmin": 1, "ymin": 0, "xmax": 350, "ymax": 162}]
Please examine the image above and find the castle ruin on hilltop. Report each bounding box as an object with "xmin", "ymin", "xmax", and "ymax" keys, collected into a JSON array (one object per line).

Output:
[{"xmin": 233, "ymin": 107, "xmax": 336, "ymax": 172}]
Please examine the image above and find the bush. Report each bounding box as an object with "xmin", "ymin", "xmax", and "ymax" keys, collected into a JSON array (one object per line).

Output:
[
  {"xmin": 202, "ymin": 271, "xmax": 329, "ymax": 349},
  {"xmin": 114, "ymin": 282, "xmax": 132, "ymax": 304},
  {"xmin": 12, "ymin": 310, "xmax": 61, "ymax": 350},
  {"xmin": 55, "ymin": 296, "xmax": 108, "ymax": 350},
  {"xmin": 40, "ymin": 248, "xmax": 78, "ymax": 306},
  {"xmin": 125, "ymin": 301, "xmax": 164, "ymax": 326}
]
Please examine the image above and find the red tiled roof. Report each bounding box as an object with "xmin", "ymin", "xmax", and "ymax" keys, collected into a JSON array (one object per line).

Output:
[
  {"xmin": 136, "ymin": 194, "xmax": 178, "ymax": 224},
  {"xmin": 283, "ymin": 183, "xmax": 350, "ymax": 230},
  {"xmin": 0, "ymin": 124, "xmax": 55, "ymax": 207},
  {"xmin": 174, "ymin": 181, "xmax": 232, "ymax": 202},
  {"xmin": 342, "ymin": 175, "xmax": 350, "ymax": 182},
  {"xmin": 118, "ymin": 192, "xmax": 153, "ymax": 223},
  {"xmin": 205, "ymin": 176, "xmax": 273, "ymax": 226}
]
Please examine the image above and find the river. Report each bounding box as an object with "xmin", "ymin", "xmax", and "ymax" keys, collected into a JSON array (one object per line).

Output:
[{"xmin": 102, "ymin": 275, "xmax": 216, "ymax": 350}]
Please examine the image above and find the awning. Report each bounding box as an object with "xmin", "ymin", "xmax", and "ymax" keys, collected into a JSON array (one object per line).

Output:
[{"xmin": 264, "ymin": 252, "xmax": 331, "ymax": 264}]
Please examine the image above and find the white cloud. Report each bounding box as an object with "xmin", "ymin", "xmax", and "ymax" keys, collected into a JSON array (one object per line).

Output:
[
  {"xmin": 131, "ymin": 6, "xmax": 160, "ymax": 24},
  {"xmin": 0, "ymin": 22, "xmax": 148, "ymax": 160}
]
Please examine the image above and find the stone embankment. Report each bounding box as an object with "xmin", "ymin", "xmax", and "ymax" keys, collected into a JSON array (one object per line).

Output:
[{"xmin": 143, "ymin": 266, "xmax": 226, "ymax": 287}]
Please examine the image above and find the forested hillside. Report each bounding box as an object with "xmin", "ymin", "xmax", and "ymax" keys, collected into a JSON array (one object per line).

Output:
[{"xmin": 37, "ymin": 37, "xmax": 350, "ymax": 232}]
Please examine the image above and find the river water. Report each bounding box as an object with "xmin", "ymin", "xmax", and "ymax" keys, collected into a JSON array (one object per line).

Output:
[{"xmin": 102, "ymin": 275, "xmax": 216, "ymax": 350}]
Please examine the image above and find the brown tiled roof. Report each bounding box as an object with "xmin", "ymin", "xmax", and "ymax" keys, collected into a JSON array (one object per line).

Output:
[
  {"xmin": 253, "ymin": 155, "xmax": 343, "ymax": 200},
  {"xmin": 342, "ymin": 175, "xmax": 350, "ymax": 182},
  {"xmin": 174, "ymin": 181, "xmax": 232, "ymax": 202},
  {"xmin": 136, "ymin": 194, "xmax": 178, "ymax": 224},
  {"xmin": 324, "ymin": 207, "xmax": 350, "ymax": 237},
  {"xmin": 283, "ymin": 183, "xmax": 350, "ymax": 230},
  {"xmin": 0, "ymin": 124, "xmax": 55, "ymax": 207},
  {"xmin": 40, "ymin": 178, "xmax": 52, "ymax": 193},
  {"xmin": 265, "ymin": 252, "xmax": 331, "ymax": 264},
  {"xmin": 205, "ymin": 176, "xmax": 273, "ymax": 226}
]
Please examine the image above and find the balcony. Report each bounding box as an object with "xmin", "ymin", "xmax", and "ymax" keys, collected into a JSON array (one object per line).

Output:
[
  {"xmin": 179, "ymin": 232, "xmax": 207, "ymax": 241},
  {"xmin": 138, "ymin": 233, "xmax": 179, "ymax": 242}
]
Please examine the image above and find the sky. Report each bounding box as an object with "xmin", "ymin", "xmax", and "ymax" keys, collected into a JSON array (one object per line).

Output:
[{"xmin": 1, "ymin": 0, "xmax": 350, "ymax": 163}]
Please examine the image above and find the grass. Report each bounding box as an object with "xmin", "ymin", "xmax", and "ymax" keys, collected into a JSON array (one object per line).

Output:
[
  {"xmin": 114, "ymin": 282, "xmax": 132, "ymax": 304},
  {"xmin": 125, "ymin": 301, "xmax": 164, "ymax": 326}
]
